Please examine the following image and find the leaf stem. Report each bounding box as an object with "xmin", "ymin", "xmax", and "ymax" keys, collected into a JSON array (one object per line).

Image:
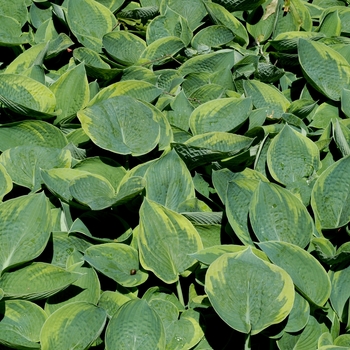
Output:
[
  {"xmin": 176, "ymin": 278, "xmax": 185, "ymax": 307},
  {"xmin": 244, "ymin": 333, "xmax": 251, "ymax": 350}
]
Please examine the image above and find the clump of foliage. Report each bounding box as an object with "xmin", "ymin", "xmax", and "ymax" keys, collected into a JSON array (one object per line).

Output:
[{"xmin": 1, "ymin": 0, "xmax": 350, "ymax": 349}]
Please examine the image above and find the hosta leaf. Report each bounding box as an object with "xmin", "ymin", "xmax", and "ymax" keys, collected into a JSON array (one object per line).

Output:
[
  {"xmin": 0, "ymin": 15, "xmax": 29, "ymax": 46},
  {"xmin": 0, "ymin": 262, "xmax": 80, "ymax": 300},
  {"xmin": 226, "ymin": 178, "xmax": 260, "ymax": 246},
  {"xmin": 267, "ymin": 125, "xmax": 320, "ymax": 185},
  {"xmin": 98, "ymin": 290, "xmax": 137, "ymax": 318},
  {"xmin": 66, "ymin": 0, "xmax": 116, "ymax": 52},
  {"xmin": 0, "ymin": 193, "xmax": 51, "ymax": 274},
  {"xmin": 189, "ymin": 97, "xmax": 252, "ymax": 135},
  {"xmin": 258, "ymin": 241, "xmax": 331, "ymax": 307},
  {"xmin": 191, "ymin": 25, "xmax": 234, "ymax": 50},
  {"xmin": 95, "ymin": 0, "xmax": 125, "ymax": 12},
  {"xmin": 0, "ymin": 120, "xmax": 68, "ymax": 151},
  {"xmin": 45, "ymin": 257, "xmax": 101, "ymax": 315},
  {"xmin": 284, "ymin": 292, "xmax": 310, "ymax": 333},
  {"xmin": 311, "ymin": 155, "xmax": 350, "ymax": 229},
  {"xmin": 0, "ymin": 74, "xmax": 57, "ymax": 117},
  {"xmin": 243, "ymin": 79, "xmax": 290, "ymax": 118},
  {"xmin": 139, "ymin": 198, "xmax": 203, "ymax": 283},
  {"xmin": 0, "ymin": 146, "xmax": 71, "ymax": 192},
  {"xmin": 78, "ymin": 95, "xmax": 160, "ymax": 156},
  {"xmin": 105, "ymin": 299, "xmax": 166, "ymax": 350},
  {"xmin": 40, "ymin": 302, "xmax": 107, "ymax": 350},
  {"xmin": 103, "ymin": 31, "xmax": 146, "ymax": 66},
  {"xmin": 0, "ymin": 0, "xmax": 28, "ymax": 26},
  {"xmin": 179, "ymin": 49, "xmax": 236, "ymax": 76},
  {"xmin": 329, "ymin": 265, "xmax": 350, "ymax": 320},
  {"xmin": 144, "ymin": 150, "xmax": 195, "ymax": 211},
  {"xmin": 84, "ymin": 243, "xmax": 148, "ymax": 287},
  {"xmin": 205, "ymin": 248, "xmax": 294, "ymax": 335},
  {"xmin": 0, "ymin": 300, "xmax": 47, "ymax": 349},
  {"xmin": 204, "ymin": 2, "xmax": 249, "ymax": 46},
  {"xmin": 89, "ymin": 80, "xmax": 162, "ymax": 105},
  {"xmin": 249, "ymin": 181, "xmax": 314, "ymax": 248},
  {"xmin": 140, "ymin": 36, "xmax": 185, "ymax": 66},
  {"xmin": 49, "ymin": 63, "xmax": 90, "ymax": 125},
  {"xmin": 298, "ymin": 38, "xmax": 350, "ymax": 101},
  {"xmin": 0, "ymin": 164, "xmax": 12, "ymax": 201}
]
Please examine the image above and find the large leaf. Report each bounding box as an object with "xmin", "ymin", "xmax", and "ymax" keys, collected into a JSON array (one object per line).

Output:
[
  {"xmin": 249, "ymin": 181, "xmax": 315, "ymax": 248},
  {"xmin": 0, "ymin": 262, "xmax": 80, "ymax": 300},
  {"xmin": 105, "ymin": 299, "xmax": 166, "ymax": 350},
  {"xmin": 138, "ymin": 198, "xmax": 203, "ymax": 283},
  {"xmin": 189, "ymin": 97, "xmax": 252, "ymax": 135},
  {"xmin": 66, "ymin": 0, "xmax": 116, "ymax": 52},
  {"xmin": 0, "ymin": 74, "xmax": 57, "ymax": 117},
  {"xmin": 311, "ymin": 155, "xmax": 350, "ymax": 229},
  {"xmin": 78, "ymin": 95, "xmax": 160, "ymax": 156},
  {"xmin": 144, "ymin": 150, "xmax": 195, "ymax": 211},
  {"xmin": 258, "ymin": 241, "xmax": 331, "ymax": 307},
  {"xmin": 0, "ymin": 300, "xmax": 47, "ymax": 349},
  {"xmin": 84, "ymin": 243, "xmax": 148, "ymax": 287},
  {"xmin": 298, "ymin": 38, "xmax": 350, "ymax": 101},
  {"xmin": 0, "ymin": 193, "xmax": 51, "ymax": 274},
  {"xmin": 205, "ymin": 248, "xmax": 294, "ymax": 335},
  {"xmin": 0, "ymin": 164, "xmax": 12, "ymax": 201},
  {"xmin": 40, "ymin": 301, "xmax": 107, "ymax": 350}
]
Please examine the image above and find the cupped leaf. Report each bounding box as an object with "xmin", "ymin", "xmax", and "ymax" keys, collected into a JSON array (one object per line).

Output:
[
  {"xmin": 267, "ymin": 124, "xmax": 321, "ymax": 185},
  {"xmin": 0, "ymin": 146, "xmax": 71, "ymax": 192},
  {"xmin": 40, "ymin": 301, "xmax": 107, "ymax": 350},
  {"xmin": 0, "ymin": 74, "xmax": 57, "ymax": 117},
  {"xmin": 0, "ymin": 193, "xmax": 51, "ymax": 274},
  {"xmin": 189, "ymin": 97, "xmax": 252, "ymax": 135},
  {"xmin": 84, "ymin": 243, "xmax": 148, "ymax": 287},
  {"xmin": 139, "ymin": 198, "xmax": 203, "ymax": 283},
  {"xmin": 66, "ymin": 0, "xmax": 116, "ymax": 52},
  {"xmin": 205, "ymin": 248, "xmax": 295, "ymax": 335},
  {"xmin": 249, "ymin": 181, "xmax": 315, "ymax": 248},
  {"xmin": 105, "ymin": 299, "xmax": 166, "ymax": 350},
  {"xmin": 0, "ymin": 262, "xmax": 80, "ymax": 300},
  {"xmin": 311, "ymin": 155, "xmax": 350, "ymax": 229},
  {"xmin": 0, "ymin": 120, "xmax": 68, "ymax": 151},
  {"xmin": 0, "ymin": 300, "xmax": 47, "ymax": 349},
  {"xmin": 298, "ymin": 38, "xmax": 350, "ymax": 101},
  {"xmin": 144, "ymin": 149, "xmax": 195, "ymax": 211},
  {"xmin": 191, "ymin": 25, "xmax": 234, "ymax": 49},
  {"xmin": 258, "ymin": 241, "xmax": 331, "ymax": 307},
  {"xmin": 103, "ymin": 31, "xmax": 146, "ymax": 66},
  {"xmin": 49, "ymin": 63, "xmax": 90, "ymax": 125},
  {"xmin": 78, "ymin": 95, "xmax": 160, "ymax": 156}
]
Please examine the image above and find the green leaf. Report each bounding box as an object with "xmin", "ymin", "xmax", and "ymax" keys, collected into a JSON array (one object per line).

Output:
[
  {"xmin": 212, "ymin": 0, "xmax": 266, "ymax": 11},
  {"xmin": 189, "ymin": 97, "xmax": 252, "ymax": 135},
  {"xmin": 0, "ymin": 262, "xmax": 80, "ymax": 300},
  {"xmin": 0, "ymin": 0, "xmax": 28, "ymax": 26},
  {"xmin": 243, "ymin": 79, "xmax": 290, "ymax": 118},
  {"xmin": 144, "ymin": 150, "xmax": 195, "ymax": 211},
  {"xmin": 40, "ymin": 301, "xmax": 107, "ymax": 350},
  {"xmin": 205, "ymin": 248, "xmax": 295, "ymax": 334},
  {"xmin": 98, "ymin": 290, "xmax": 137, "ymax": 318},
  {"xmin": 103, "ymin": 31, "xmax": 146, "ymax": 66},
  {"xmin": 284, "ymin": 292, "xmax": 310, "ymax": 333},
  {"xmin": 0, "ymin": 15, "xmax": 29, "ymax": 46},
  {"xmin": 0, "ymin": 164, "xmax": 12, "ymax": 201},
  {"xmin": 311, "ymin": 155, "xmax": 350, "ymax": 229},
  {"xmin": 0, "ymin": 74, "xmax": 57, "ymax": 117},
  {"xmin": 204, "ymin": 2, "xmax": 249, "ymax": 46},
  {"xmin": 0, "ymin": 193, "xmax": 51, "ymax": 274},
  {"xmin": 258, "ymin": 241, "xmax": 331, "ymax": 307},
  {"xmin": 49, "ymin": 63, "xmax": 90, "ymax": 125},
  {"xmin": 78, "ymin": 95, "xmax": 160, "ymax": 156},
  {"xmin": 191, "ymin": 25, "xmax": 234, "ymax": 50},
  {"xmin": 0, "ymin": 121, "xmax": 68, "ymax": 151},
  {"xmin": 139, "ymin": 198, "xmax": 203, "ymax": 283},
  {"xmin": 84, "ymin": 243, "xmax": 148, "ymax": 287},
  {"xmin": 267, "ymin": 124, "xmax": 321, "ymax": 185},
  {"xmin": 66, "ymin": 0, "xmax": 116, "ymax": 52},
  {"xmin": 0, "ymin": 300, "xmax": 47, "ymax": 349},
  {"xmin": 105, "ymin": 299, "xmax": 166, "ymax": 350},
  {"xmin": 298, "ymin": 38, "xmax": 350, "ymax": 101},
  {"xmin": 0, "ymin": 146, "xmax": 71, "ymax": 192}
]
